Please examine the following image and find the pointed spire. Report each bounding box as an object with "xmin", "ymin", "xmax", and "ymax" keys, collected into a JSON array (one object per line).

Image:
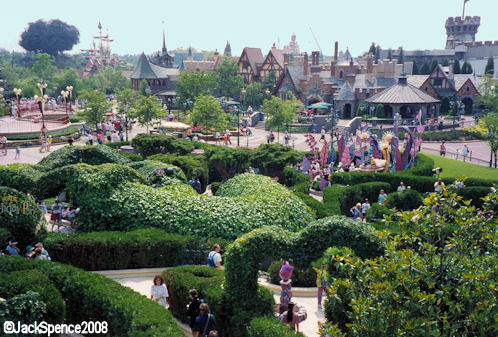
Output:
[
  {"xmin": 188, "ymin": 45, "xmax": 192, "ymax": 57},
  {"xmin": 162, "ymin": 30, "xmax": 166, "ymax": 53},
  {"xmin": 224, "ymin": 41, "xmax": 231, "ymax": 56}
]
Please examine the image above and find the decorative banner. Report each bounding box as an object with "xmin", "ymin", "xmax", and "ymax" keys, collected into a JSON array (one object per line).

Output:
[
  {"xmin": 327, "ymin": 146, "xmax": 336, "ymax": 165},
  {"xmin": 402, "ymin": 136, "xmax": 413, "ymax": 170},
  {"xmin": 302, "ymin": 155, "xmax": 311, "ymax": 173},
  {"xmin": 319, "ymin": 177, "xmax": 328, "ymax": 191},
  {"xmin": 338, "ymin": 135, "xmax": 345, "ymax": 164},
  {"xmin": 320, "ymin": 140, "xmax": 328, "ymax": 167},
  {"xmin": 370, "ymin": 136, "xmax": 382, "ymax": 159},
  {"xmin": 341, "ymin": 143, "xmax": 351, "ymax": 166}
]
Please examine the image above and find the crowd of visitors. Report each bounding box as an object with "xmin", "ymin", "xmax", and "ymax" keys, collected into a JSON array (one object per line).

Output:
[{"xmin": 1, "ymin": 240, "xmax": 51, "ymax": 261}]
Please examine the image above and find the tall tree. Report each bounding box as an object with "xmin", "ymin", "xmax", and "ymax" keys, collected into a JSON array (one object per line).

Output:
[
  {"xmin": 214, "ymin": 59, "xmax": 244, "ymax": 99},
  {"xmin": 20, "ymin": 19, "xmax": 79, "ymax": 56},
  {"xmin": 263, "ymin": 96, "xmax": 295, "ymax": 142},
  {"xmin": 116, "ymin": 88, "xmax": 137, "ymax": 141},
  {"xmin": 31, "ymin": 53, "xmax": 54, "ymax": 80},
  {"xmin": 368, "ymin": 42, "xmax": 376, "ymax": 55},
  {"xmin": 482, "ymin": 113, "xmax": 498, "ymax": 168},
  {"xmin": 485, "ymin": 56, "xmax": 495, "ymax": 75},
  {"xmin": 420, "ymin": 60, "xmax": 431, "ymax": 75},
  {"xmin": 52, "ymin": 69, "xmax": 83, "ymax": 98},
  {"xmin": 261, "ymin": 71, "xmax": 277, "ymax": 92},
  {"xmin": 176, "ymin": 71, "xmax": 215, "ymax": 111},
  {"xmin": 139, "ymin": 79, "xmax": 150, "ymax": 96},
  {"xmin": 374, "ymin": 45, "xmax": 380, "ymax": 64},
  {"xmin": 244, "ymin": 82, "xmax": 264, "ymax": 108},
  {"xmin": 453, "ymin": 59, "xmax": 461, "ymax": 74},
  {"xmin": 397, "ymin": 47, "xmax": 404, "ymax": 64},
  {"xmin": 387, "ymin": 49, "xmax": 393, "ymax": 61},
  {"xmin": 430, "ymin": 58, "xmax": 439, "ymax": 73},
  {"xmin": 440, "ymin": 97, "xmax": 451, "ymax": 113},
  {"xmin": 189, "ymin": 94, "xmax": 227, "ymax": 131},
  {"xmin": 412, "ymin": 61, "xmax": 419, "ymax": 75},
  {"xmin": 80, "ymin": 89, "xmax": 110, "ymax": 130},
  {"xmin": 477, "ymin": 75, "xmax": 498, "ymax": 111},
  {"xmin": 442, "ymin": 59, "xmax": 449, "ymax": 67},
  {"xmin": 461, "ymin": 61, "xmax": 473, "ymax": 74},
  {"xmin": 131, "ymin": 95, "xmax": 164, "ymax": 133}
]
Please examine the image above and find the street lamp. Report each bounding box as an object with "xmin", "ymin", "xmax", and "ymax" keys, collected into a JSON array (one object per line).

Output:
[
  {"xmin": 13, "ymin": 88, "xmax": 22, "ymax": 118},
  {"xmin": 36, "ymin": 82, "xmax": 48, "ymax": 130},
  {"xmin": 66, "ymin": 86, "xmax": 73, "ymax": 113},
  {"xmin": 61, "ymin": 90, "xmax": 69, "ymax": 122},
  {"xmin": 123, "ymin": 105, "xmax": 129, "ymax": 141}
]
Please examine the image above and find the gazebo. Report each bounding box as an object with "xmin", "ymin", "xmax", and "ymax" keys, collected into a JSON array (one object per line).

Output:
[{"xmin": 365, "ymin": 76, "xmax": 440, "ymax": 119}]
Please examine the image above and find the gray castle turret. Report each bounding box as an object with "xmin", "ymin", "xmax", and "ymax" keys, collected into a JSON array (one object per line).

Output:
[{"xmin": 445, "ymin": 16, "xmax": 480, "ymax": 49}]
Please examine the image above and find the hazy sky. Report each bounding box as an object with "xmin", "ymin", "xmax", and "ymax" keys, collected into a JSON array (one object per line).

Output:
[{"xmin": 1, "ymin": 0, "xmax": 496, "ymax": 57}]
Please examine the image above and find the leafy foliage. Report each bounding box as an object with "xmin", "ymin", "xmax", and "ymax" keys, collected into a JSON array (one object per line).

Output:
[
  {"xmin": 214, "ymin": 59, "xmax": 244, "ymax": 98},
  {"xmin": 0, "ymin": 290, "xmax": 48, "ymax": 328},
  {"xmin": 0, "ymin": 163, "xmax": 43, "ymax": 194},
  {"xmin": 189, "ymin": 94, "xmax": 227, "ymax": 131},
  {"xmin": 20, "ymin": 19, "xmax": 79, "ymax": 56},
  {"xmin": 247, "ymin": 316, "xmax": 306, "ymax": 337},
  {"xmin": 263, "ymin": 96, "xmax": 295, "ymax": 133},
  {"xmin": 79, "ymin": 89, "xmax": 110, "ymax": 129},
  {"xmin": 176, "ymin": 70, "xmax": 215, "ymax": 110},
  {"xmin": 385, "ymin": 189, "xmax": 424, "ymax": 211},
  {"xmin": 268, "ymin": 260, "xmax": 315, "ymax": 287},
  {"xmin": 131, "ymin": 95, "xmax": 164, "ymax": 132},
  {"xmin": 244, "ymin": 82, "xmax": 265, "ymax": 108}
]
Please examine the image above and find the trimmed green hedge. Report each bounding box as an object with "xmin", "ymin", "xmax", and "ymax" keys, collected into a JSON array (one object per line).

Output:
[
  {"xmin": 0, "ymin": 257, "xmax": 184, "ymax": 337},
  {"xmin": 132, "ymin": 133, "xmax": 196, "ymax": 157},
  {"xmin": 338, "ymin": 182, "xmax": 392, "ymax": 215},
  {"xmin": 366, "ymin": 203, "xmax": 393, "ymax": 222},
  {"xmin": 163, "ymin": 266, "xmax": 274, "ymax": 337},
  {"xmin": 247, "ymin": 316, "xmax": 306, "ymax": 337},
  {"xmin": 268, "ymin": 260, "xmax": 315, "ymax": 287},
  {"xmin": 385, "ymin": 189, "xmax": 424, "ymax": 211},
  {"xmin": 294, "ymin": 192, "xmax": 332, "ymax": 219},
  {"xmin": 0, "ymin": 187, "xmax": 45, "ymax": 249},
  {"xmin": 44, "ymin": 228, "xmax": 230, "ymax": 271},
  {"xmin": 37, "ymin": 145, "xmax": 130, "ymax": 171},
  {"xmin": 0, "ymin": 163, "xmax": 44, "ymax": 195},
  {"xmin": 421, "ymin": 129, "xmax": 485, "ymax": 141},
  {"xmin": 283, "ymin": 167, "xmax": 311, "ymax": 194},
  {"xmin": 5, "ymin": 127, "xmax": 79, "ymax": 141},
  {"xmin": 128, "ymin": 160, "xmax": 187, "ymax": 186},
  {"xmin": 457, "ymin": 186, "xmax": 492, "ymax": 209}
]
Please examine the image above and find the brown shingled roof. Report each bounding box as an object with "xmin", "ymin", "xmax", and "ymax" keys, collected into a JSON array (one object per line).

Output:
[
  {"xmin": 365, "ymin": 77, "xmax": 440, "ymax": 104},
  {"xmin": 241, "ymin": 47, "xmax": 264, "ymax": 72}
]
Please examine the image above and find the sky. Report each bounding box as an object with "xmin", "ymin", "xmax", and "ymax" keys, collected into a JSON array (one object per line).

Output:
[{"xmin": 0, "ymin": 0, "xmax": 496, "ymax": 57}]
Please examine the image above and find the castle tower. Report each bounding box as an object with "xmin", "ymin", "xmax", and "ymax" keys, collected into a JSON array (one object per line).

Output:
[{"xmin": 445, "ymin": 16, "xmax": 480, "ymax": 48}]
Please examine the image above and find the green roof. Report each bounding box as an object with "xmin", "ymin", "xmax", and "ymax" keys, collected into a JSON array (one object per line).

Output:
[{"xmin": 131, "ymin": 53, "xmax": 158, "ymax": 79}]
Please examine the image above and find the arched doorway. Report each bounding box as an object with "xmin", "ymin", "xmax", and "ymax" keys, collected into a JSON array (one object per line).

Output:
[
  {"xmin": 384, "ymin": 105, "xmax": 393, "ymax": 118},
  {"xmin": 399, "ymin": 105, "xmax": 412, "ymax": 118},
  {"xmin": 462, "ymin": 97, "xmax": 473, "ymax": 114},
  {"xmin": 343, "ymin": 104, "xmax": 352, "ymax": 119}
]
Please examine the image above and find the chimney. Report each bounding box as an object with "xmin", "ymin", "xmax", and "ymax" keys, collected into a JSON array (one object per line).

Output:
[
  {"xmin": 334, "ymin": 41, "xmax": 338, "ymax": 61},
  {"xmin": 349, "ymin": 58, "xmax": 354, "ymax": 73},
  {"xmin": 366, "ymin": 54, "xmax": 374, "ymax": 74},
  {"xmin": 312, "ymin": 51, "xmax": 319, "ymax": 65},
  {"xmin": 346, "ymin": 73, "xmax": 356, "ymax": 85},
  {"xmin": 283, "ymin": 53, "xmax": 290, "ymax": 66},
  {"xmin": 449, "ymin": 59, "xmax": 455, "ymax": 80},
  {"xmin": 331, "ymin": 60, "xmax": 336, "ymax": 77},
  {"xmin": 303, "ymin": 52, "xmax": 308, "ymax": 75}
]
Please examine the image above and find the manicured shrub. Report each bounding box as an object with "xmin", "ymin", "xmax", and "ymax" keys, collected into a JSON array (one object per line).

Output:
[
  {"xmin": 421, "ymin": 129, "xmax": 485, "ymax": 141},
  {"xmin": 70, "ymin": 170, "xmax": 312, "ymax": 240},
  {"xmin": 249, "ymin": 144, "xmax": 302, "ymax": 177},
  {"xmin": 268, "ymin": 260, "xmax": 316, "ymax": 287},
  {"xmin": 37, "ymin": 145, "xmax": 130, "ymax": 171},
  {"xmin": 131, "ymin": 133, "xmax": 195, "ymax": 157},
  {"xmin": 103, "ymin": 140, "xmax": 131, "ymax": 148},
  {"xmin": 43, "ymin": 228, "xmax": 230, "ymax": 271},
  {"xmin": 210, "ymin": 181, "xmax": 222, "ymax": 195},
  {"xmin": 0, "ymin": 257, "xmax": 184, "ymax": 337},
  {"xmin": 0, "ymin": 187, "xmax": 44, "ymax": 249},
  {"xmin": 0, "ymin": 163, "xmax": 43, "ymax": 194},
  {"xmin": 149, "ymin": 153, "xmax": 209, "ymax": 192},
  {"xmin": 247, "ymin": 316, "xmax": 306, "ymax": 337},
  {"xmin": 385, "ymin": 189, "xmax": 424, "ymax": 211},
  {"xmin": 163, "ymin": 266, "xmax": 274, "ymax": 337},
  {"xmin": 408, "ymin": 153, "xmax": 434, "ymax": 176},
  {"xmin": 0, "ymin": 291, "xmax": 48, "ymax": 328},
  {"xmin": 120, "ymin": 152, "xmax": 143, "ymax": 161},
  {"xmin": 338, "ymin": 182, "xmax": 392, "ymax": 215},
  {"xmin": 294, "ymin": 192, "xmax": 333, "ymax": 219},
  {"xmin": 457, "ymin": 186, "xmax": 491, "ymax": 209},
  {"xmin": 366, "ymin": 203, "xmax": 393, "ymax": 222},
  {"xmin": 322, "ymin": 185, "xmax": 345, "ymax": 215},
  {"xmin": 0, "ymin": 269, "xmax": 65, "ymax": 324},
  {"xmin": 128, "ymin": 160, "xmax": 187, "ymax": 186}
]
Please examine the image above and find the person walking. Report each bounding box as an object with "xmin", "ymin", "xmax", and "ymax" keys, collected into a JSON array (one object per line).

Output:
[
  {"xmin": 378, "ymin": 189, "xmax": 388, "ymax": 204},
  {"xmin": 279, "ymin": 302, "xmax": 308, "ymax": 333},
  {"xmin": 187, "ymin": 289, "xmax": 201, "ymax": 331},
  {"xmin": 50, "ymin": 200, "xmax": 63, "ymax": 232},
  {"xmin": 461, "ymin": 144, "xmax": 469, "ymax": 162},
  {"xmin": 440, "ymin": 141, "xmax": 446, "ymax": 157},
  {"xmin": 361, "ymin": 199, "xmax": 371, "ymax": 221},
  {"xmin": 15, "ymin": 145, "xmax": 20, "ymax": 159},
  {"xmin": 150, "ymin": 275, "xmax": 170, "ymax": 308},
  {"xmin": 193, "ymin": 303, "xmax": 216, "ymax": 337},
  {"xmin": 1, "ymin": 135, "xmax": 7, "ymax": 155},
  {"xmin": 206, "ymin": 244, "xmax": 222, "ymax": 269}
]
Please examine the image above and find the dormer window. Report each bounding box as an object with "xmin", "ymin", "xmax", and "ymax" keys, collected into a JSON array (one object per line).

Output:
[
  {"xmin": 466, "ymin": 86, "xmax": 470, "ymax": 92},
  {"xmin": 339, "ymin": 70, "xmax": 344, "ymax": 80}
]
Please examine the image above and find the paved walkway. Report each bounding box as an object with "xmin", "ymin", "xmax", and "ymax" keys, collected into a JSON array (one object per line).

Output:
[{"xmin": 98, "ymin": 268, "xmax": 323, "ymax": 337}]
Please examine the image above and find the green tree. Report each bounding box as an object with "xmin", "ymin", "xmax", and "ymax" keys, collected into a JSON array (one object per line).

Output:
[
  {"xmin": 397, "ymin": 47, "xmax": 404, "ymax": 64},
  {"xmin": 52, "ymin": 69, "xmax": 83, "ymax": 97},
  {"xmin": 31, "ymin": 53, "xmax": 54, "ymax": 80},
  {"xmin": 461, "ymin": 60, "xmax": 473, "ymax": 74},
  {"xmin": 139, "ymin": 79, "xmax": 150, "ymax": 96},
  {"xmin": 131, "ymin": 95, "xmax": 164, "ymax": 133},
  {"xmin": 412, "ymin": 61, "xmax": 419, "ymax": 75},
  {"xmin": 375, "ymin": 104, "xmax": 385, "ymax": 118},
  {"xmin": 176, "ymin": 71, "xmax": 215, "ymax": 111},
  {"xmin": 477, "ymin": 75, "xmax": 498, "ymax": 110},
  {"xmin": 440, "ymin": 96, "xmax": 450, "ymax": 113},
  {"xmin": 263, "ymin": 96, "xmax": 295, "ymax": 142},
  {"xmin": 442, "ymin": 58, "xmax": 449, "ymax": 67},
  {"xmin": 20, "ymin": 19, "xmax": 79, "ymax": 56},
  {"xmin": 430, "ymin": 58, "xmax": 439, "ymax": 73},
  {"xmin": 420, "ymin": 60, "xmax": 431, "ymax": 75},
  {"xmin": 374, "ymin": 45, "xmax": 380, "ymax": 64},
  {"xmin": 214, "ymin": 59, "xmax": 244, "ymax": 99},
  {"xmin": 261, "ymin": 70, "xmax": 277, "ymax": 92},
  {"xmin": 80, "ymin": 89, "xmax": 110, "ymax": 129},
  {"xmin": 387, "ymin": 49, "xmax": 392, "ymax": 61},
  {"xmin": 83, "ymin": 67, "xmax": 129, "ymax": 94},
  {"xmin": 453, "ymin": 59, "xmax": 461, "ymax": 74},
  {"xmin": 244, "ymin": 82, "xmax": 264, "ymax": 108},
  {"xmin": 482, "ymin": 112, "xmax": 498, "ymax": 167},
  {"xmin": 368, "ymin": 42, "xmax": 376, "ymax": 55},
  {"xmin": 485, "ymin": 56, "xmax": 494, "ymax": 75},
  {"xmin": 189, "ymin": 94, "xmax": 227, "ymax": 131}
]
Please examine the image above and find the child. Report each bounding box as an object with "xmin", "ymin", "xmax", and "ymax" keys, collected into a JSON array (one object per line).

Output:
[{"xmin": 15, "ymin": 145, "xmax": 20, "ymax": 159}]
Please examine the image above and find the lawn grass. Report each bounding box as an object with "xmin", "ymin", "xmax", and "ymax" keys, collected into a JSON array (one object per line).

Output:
[{"xmin": 425, "ymin": 153, "xmax": 498, "ymax": 181}]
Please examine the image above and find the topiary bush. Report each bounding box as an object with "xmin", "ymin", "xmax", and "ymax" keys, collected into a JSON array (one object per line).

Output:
[
  {"xmin": 247, "ymin": 316, "xmax": 306, "ymax": 337},
  {"xmin": 294, "ymin": 192, "xmax": 333, "ymax": 219},
  {"xmin": 249, "ymin": 144, "xmax": 302, "ymax": 177},
  {"xmin": 163, "ymin": 265, "xmax": 274, "ymax": 337},
  {"xmin": 43, "ymin": 228, "xmax": 230, "ymax": 271},
  {"xmin": 131, "ymin": 133, "xmax": 196, "ymax": 157},
  {"xmin": 385, "ymin": 189, "xmax": 424, "ymax": 211},
  {"xmin": 0, "ymin": 163, "xmax": 44, "ymax": 195},
  {"xmin": 37, "ymin": 145, "xmax": 130, "ymax": 171},
  {"xmin": 210, "ymin": 181, "xmax": 222, "ymax": 195},
  {"xmin": 268, "ymin": 260, "xmax": 316, "ymax": 287},
  {"xmin": 0, "ymin": 291, "xmax": 49, "ymax": 328},
  {"xmin": 0, "ymin": 257, "xmax": 184, "ymax": 337},
  {"xmin": 128, "ymin": 160, "xmax": 187, "ymax": 186},
  {"xmin": 338, "ymin": 182, "xmax": 392, "ymax": 215},
  {"xmin": 456, "ymin": 186, "xmax": 491, "ymax": 209},
  {"xmin": 366, "ymin": 203, "xmax": 393, "ymax": 222},
  {"xmin": 0, "ymin": 186, "xmax": 45, "ymax": 249}
]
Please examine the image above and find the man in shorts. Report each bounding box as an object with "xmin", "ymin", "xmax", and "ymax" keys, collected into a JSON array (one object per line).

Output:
[{"xmin": 50, "ymin": 200, "xmax": 63, "ymax": 232}]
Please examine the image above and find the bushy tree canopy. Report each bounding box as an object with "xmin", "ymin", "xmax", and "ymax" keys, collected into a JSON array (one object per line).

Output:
[
  {"xmin": 189, "ymin": 94, "xmax": 227, "ymax": 131},
  {"xmin": 20, "ymin": 19, "xmax": 79, "ymax": 56}
]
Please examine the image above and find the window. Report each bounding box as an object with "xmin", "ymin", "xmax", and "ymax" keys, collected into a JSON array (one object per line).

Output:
[
  {"xmin": 466, "ymin": 86, "xmax": 470, "ymax": 92},
  {"xmin": 339, "ymin": 70, "xmax": 344, "ymax": 80},
  {"xmin": 424, "ymin": 86, "xmax": 429, "ymax": 93},
  {"xmin": 434, "ymin": 78, "xmax": 443, "ymax": 86}
]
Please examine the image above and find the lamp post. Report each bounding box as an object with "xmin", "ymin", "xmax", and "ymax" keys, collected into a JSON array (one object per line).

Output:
[
  {"xmin": 123, "ymin": 105, "xmax": 129, "ymax": 141},
  {"xmin": 61, "ymin": 90, "xmax": 69, "ymax": 122},
  {"xmin": 13, "ymin": 88, "xmax": 22, "ymax": 118},
  {"xmin": 66, "ymin": 86, "xmax": 73, "ymax": 113},
  {"xmin": 36, "ymin": 83, "xmax": 48, "ymax": 130}
]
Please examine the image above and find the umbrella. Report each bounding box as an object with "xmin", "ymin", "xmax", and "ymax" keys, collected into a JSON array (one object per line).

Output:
[
  {"xmin": 293, "ymin": 104, "xmax": 305, "ymax": 107},
  {"xmin": 226, "ymin": 100, "xmax": 240, "ymax": 105},
  {"xmin": 308, "ymin": 101, "xmax": 332, "ymax": 109},
  {"xmin": 158, "ymin": 121, "xmax": 191, "ymax": 130}
]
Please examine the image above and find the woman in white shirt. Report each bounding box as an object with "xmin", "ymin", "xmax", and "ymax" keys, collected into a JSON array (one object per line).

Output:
[{"xmin": 150, "ymin": 275, "xmax": 170, "ymax": 308}]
